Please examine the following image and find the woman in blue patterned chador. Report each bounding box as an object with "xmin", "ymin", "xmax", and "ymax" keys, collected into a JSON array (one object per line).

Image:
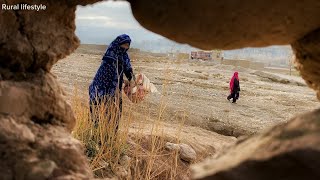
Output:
[{"xmin": 89, "ymin": 34, "xmax": 135, "ymax": 132}]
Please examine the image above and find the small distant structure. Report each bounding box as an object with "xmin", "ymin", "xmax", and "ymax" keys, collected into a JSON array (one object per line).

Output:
[{"xmin": 190, "ymin": 50, "xmax": 223, "ymax": 61}]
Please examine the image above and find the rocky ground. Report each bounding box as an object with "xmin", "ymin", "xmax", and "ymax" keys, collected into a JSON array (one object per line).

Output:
[
  {"xmin": 51, "ymin": 45, "xmax": 320, "ymax": 179},
  {"xmin": 52, "ymin": 45, "xmax": 319, "ymax": 138}
]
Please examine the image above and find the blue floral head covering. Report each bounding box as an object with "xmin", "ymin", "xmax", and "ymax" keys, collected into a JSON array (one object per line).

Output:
[
  {"xmin": 103, "ymin": 34, "xmax": 131, "ymax": 61},
  {"xmin": 89, "ymin": 34, "xmax": 133, "ymax": 100}
]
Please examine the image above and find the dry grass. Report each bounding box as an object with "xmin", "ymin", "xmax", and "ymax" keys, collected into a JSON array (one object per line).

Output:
[{"xmin": 71, "ymin": 74, "xmax": 191, "ymax": 179}]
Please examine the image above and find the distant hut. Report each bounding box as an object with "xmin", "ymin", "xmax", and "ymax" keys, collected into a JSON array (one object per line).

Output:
[{"xmin": 190, "ymin": 50, "xmax": 222, "ymax": 61}]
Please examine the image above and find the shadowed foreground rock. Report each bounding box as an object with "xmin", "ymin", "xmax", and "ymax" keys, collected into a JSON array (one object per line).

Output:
[
  {"xmin": 0, "ymin": 0, "xmax": 101, "ymax": 179},
  {"xmin": 292, "ymin": 29, "xmax": 320, "ymax": 100},
  {"xmin": 0, "ymin": 72, "xmax": 93, "ymax": 179},
  {"xmin": 129, "ymin": 0, "xmax": 320, "ymax": 50},
  {"xmin": 1, "ymin": 0, "xmax": 320, "ymax": 179},
  {"xmin": 191, "ymin": 109, "xmax": 320, "ymax": 180}
]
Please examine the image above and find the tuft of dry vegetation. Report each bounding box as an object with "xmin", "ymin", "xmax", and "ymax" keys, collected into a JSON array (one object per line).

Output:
[{"xmin": 71, "ymin": 87, "xmax": 192, "ymax": 179}]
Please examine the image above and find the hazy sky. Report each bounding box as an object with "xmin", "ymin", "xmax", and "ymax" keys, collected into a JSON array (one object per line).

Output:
[
  {"xmin": 76, "ymin": 1, "xmax": 165, "ymax": 46},
  {"xmin": 75, "ymin": 0, "xmax": 292, "ymax": 60}
]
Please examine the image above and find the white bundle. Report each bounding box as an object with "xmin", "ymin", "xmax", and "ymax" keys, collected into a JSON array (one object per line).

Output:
[
  {"xmin": 124, "ymin": 73, "xmax": 158, "ymax": 103},
  {"xmin": 132, "ymin": 73, "xmax": 158, "ymax": 94}
]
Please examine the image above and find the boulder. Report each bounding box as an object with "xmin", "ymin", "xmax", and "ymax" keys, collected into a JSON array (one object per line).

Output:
[
  {"xmin": 165, "ymin": 142, "xmax": 181, "ymax": 151},
  {"xmin": 166, "ymin": 142, "xmax": 197, "ymax": 162},
  {"xmin": 129, "ymin": 0, "xmax": 320, "ymax": 49},
  {"xmin": 1, "ymin": 0, "xmax": 320, "ymax": 179},
  {"xmin": 191, "ymin": 109, "xmax": 320, "ymax": 180},
  {"xmin": 179, "ymin": 144, "xmax": 197, "ymax": 163}
]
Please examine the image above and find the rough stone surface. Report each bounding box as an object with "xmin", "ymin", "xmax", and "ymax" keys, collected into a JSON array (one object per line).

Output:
[
  {"xmin": 26, "ymin": 160, "xmax": 57, "ymax": 180},
  {"xmin": 1, "ymin": 0, "xmax": 320, "ymax": 179},
  {"xmin": 0, "ymin": 74, "xmax": 93, "ymax": 178},
  {"xmin": 165, "ymin": 142, "xmax": 181, "ymax": 151},
  {"xmin": 0, "ymin": 115, "xmax": 93, "ymax": 179},
  {"xmin": 0, "ymin": 0, "xmax": 75, "ymax": 75},
  {"xmin": 0, "ymin": 0, "xmax": 102, "ymax": 179},
  {"xmin": 179, "ymin": 144, "xmax": 197, "ymax": 163},
  {"xmin": 0, "ymin": 0, "xmax": 101, "ymax": 78},
  {"xmin": 191, "ymin": 109, "xmax": 320, "ymax": 180},
  {"xmin": 292, "ymin": 29, "xmax": 320, "ymax": 100},
  {"xmin": 0, "ymin": 72, "xmax": 76, "ymax": 130},
  {"xmin": 129, "ymin": 0, "xmax": 320, "ymax": 50}
]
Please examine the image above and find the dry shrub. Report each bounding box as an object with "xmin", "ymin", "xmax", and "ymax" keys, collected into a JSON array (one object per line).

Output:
[{"xmin": 71, "ymin": 76, "xmax": 191, "ymax": 179}]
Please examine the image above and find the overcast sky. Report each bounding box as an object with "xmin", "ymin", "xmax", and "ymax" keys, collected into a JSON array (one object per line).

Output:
[
  {"xmin": 75, "ymin": 1, "xmax": 292, "ymax": 60},
  {"xmin": 76, "ymin": 1, "xmax": 165, "ymax": 46}
]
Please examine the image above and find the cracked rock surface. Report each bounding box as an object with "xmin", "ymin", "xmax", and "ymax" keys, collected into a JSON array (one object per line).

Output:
[
  {"xmin": 191, "ymin": 109, "xmax": 320, "ymax": 180},
  {"xmin": 1, "ymin": 0, "xmax": 320, "ymax": 179},
  {"xmin": 0, "ymin": 0, "xmax": 101, "ymax": 179}
]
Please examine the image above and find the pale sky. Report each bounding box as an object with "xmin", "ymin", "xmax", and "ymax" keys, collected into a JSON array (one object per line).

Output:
[
  {"xmin": 76, "ymin": 1, "xmax": 165, "ymax": 46},
  {"xmin": 75, "ymin": 1, "xmax": 291, "ymax": 61}
]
